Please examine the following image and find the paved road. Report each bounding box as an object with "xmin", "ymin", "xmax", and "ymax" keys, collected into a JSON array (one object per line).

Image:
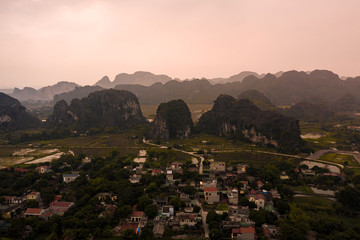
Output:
[
  {"xmin": 195, "ymin": 199, "xmax": 209, "ymax": 238},
  {"xmin": 142, "ymin": 138, "xmax": 205, "ymax": 174}
]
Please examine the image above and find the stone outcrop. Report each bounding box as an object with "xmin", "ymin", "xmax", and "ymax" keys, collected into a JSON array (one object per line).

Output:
[
  {"xmin": 47, "ymin": 89, "xmax": 146, "ymax": 131},
  {"xmin": 0, "ymin": 93, "xmax": 41, "ymax": 131},
  {"xmin": 195, "ymin": 95, "xmax": 303, "ymax": 152},
  {"xmin": 146, "ymin": 99, "xmax": 193, "ymax": 141}
]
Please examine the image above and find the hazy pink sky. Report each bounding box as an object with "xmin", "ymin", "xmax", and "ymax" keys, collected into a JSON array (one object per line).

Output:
[{"xmin": 1, "ymin": 0, "xmax": 360, "ymax": 89}]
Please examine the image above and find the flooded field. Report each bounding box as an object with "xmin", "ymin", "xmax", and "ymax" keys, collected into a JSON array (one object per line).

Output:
[{"xmin": 0, "ymin": 148, "xmax": 62, "ymax": 167}]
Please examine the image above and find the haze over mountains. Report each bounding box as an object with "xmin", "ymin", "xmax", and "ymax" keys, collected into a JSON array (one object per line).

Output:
[
  {"xmin": 4, "ymin": 70, "xmax": 360, "ymax": 110},
  {"xmin": 5, "ymin": 71, "xmax": 276, "ymax": 103}
]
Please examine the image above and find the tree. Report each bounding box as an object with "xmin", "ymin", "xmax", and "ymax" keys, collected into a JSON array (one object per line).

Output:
[
  {"xmin": 26, "ymin": 199, "xmax": 39, "ymax": 208},
  {"xmin": 209, "ymin": 228, "xmax": 223, "ymax": 240},
  {"xmin": 335, "ymin": 186, "xmax": 360, "ymax": 211},
  {"xmin": 144, "ymin": 204, "xmax": 158, "ymax": 219},
  {"xmin": 121, "ymin": 228, "xmax": 138, "ymax": 240},
  {"xmin": 279, "ymin": 205, "xmax": 310, "ymax": 240},
  {"xmin": 117, "ymin": 205, "xmax": 132, "ymax": 218},
  {"xmin": 137, "ymin": 195, "xmax": 152, "ymax": 211},
  {"xmin": 206, "ymin": 210, "xmax": 221, "ymax": 223}
]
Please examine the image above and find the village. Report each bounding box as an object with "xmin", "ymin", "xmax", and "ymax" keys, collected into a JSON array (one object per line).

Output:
[{"xmin": 0, "ymin": 144, "xmax": 351, "ymax": 240}]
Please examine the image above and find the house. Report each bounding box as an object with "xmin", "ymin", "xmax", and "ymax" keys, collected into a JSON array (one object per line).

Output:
[
  {"xmin": 96, "ymin": 192, "xmax": 117, "ymax": 202},
  {"xmin": 12, "ymin": 168, "xmax": 30, "ymax": 174},
  {"xmin": 161, "ymin": 205, "xmax": 174, "ymax": 218},
  {"xmin": 63, "ymin": 173, "xmax": 79, "ymax": 183},
  {"xmin": 50, "ymin": 201, "xmax": 74, "ymax": 215},
  {"xmin": 131, "ymin": 211, "xmax": 145, "ymax": 223},
  {"xmin": 176, "ymin": 212, "xmax": 199, "ymax": 228},
  {"xmin": 27, "ymin": 192, "xmax": 40, "ymax": 201},
  {"xmin": 232, "ymin": 226, "xmax": 255, "ymax": 240},
  {"xmin": 237, "ymin": 164, "xmax": 248, "ymax": 174},
  {"xmin": 155, "ymin": 197, "xmax": 168, "ymax": 206},
  {"xmin": 82, "ymin": 157, "xmax": 92, "ymax": 164},
  {"xmin": 255, "ymin": 194, "xmax": 265, "ymax": 209},
  {"xmin": 210, "ymin": 161, "xmax": 226, "ymax": 172},
  {"xmin": 300, "ymin": 169, "xmax": 316, "ymax": 177},
  {"xmin": 204, "ymin": 187, "xmax": 219, "ymax": 204},
  {"xmin": 24, "ymin": 208, "xmax": 45, "ymax": 218},
  {"xmin": 263, "ymin": 224, "xmax": 278, "ymax": 238},
  {"xmin": 256, "ymin": 180, "xmax": 264, "ymax": 189},
  {"xmin": 99, "ymin": 205, "xmax": 116, "ymax": 218},
  {"xmin": 2, "ymin": 196, "xmax": 16, "ymax": 204},
  {"xmin": 280, "ymin": 171, "xmax": 290, "ymax": 180},
  {"xmin": 270, "ymin": 189, "xmax": 281, "ymax": 199},
  {"xmin": 152, "ymin": 169, "xmax": 164, "ymax": 176},
  {"xmin": 227, "ymin": 188, "xmax": 239, "ymax": 205},
  {"xmin": 171, "ymin": 162, "xmax": 183, "ymax": 171},
  {"xmin": 130, "ymin": 174, "xmax": 142, "ymax": 183},
  {"xmin": 248, "ymin": 191, "xmax": 265, "ymax": 209},
  {"xmin": 35, "ymin": 165, "xmax": 51, "ymax": 174},
  {"xmin": 166, "ymin": 170, "xmax": 174, "ymax": 181}
]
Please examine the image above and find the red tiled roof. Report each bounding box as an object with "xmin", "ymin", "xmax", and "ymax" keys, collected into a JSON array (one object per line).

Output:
[
  {"xmin": 14, "ymin": 168, "xmax": 29, "ymax": 173},
  {"xmin": 250, "ymin": 190, "xmax": 257, "ymax": 195},
  {"xmin": 256, "ymin": 194, "xmax": 265, "ymax": 200},
  {"xmin": 232, "ymin": 228, "xmax": 241, "ymax": 234},
  {"xmin": 25, "ymin": 208, "xmax": 43, "ymax": 215},
  {"xmin": 240, "ymin": 226, "xmax": 255, "ymax": 234},
  {"xmin": 3, "ymin": 196, "xmax": 15, "ymax": 201},
  {"xmin": 172, "ymin": 162, "xmax": 183, "ymax": 165},
  {"xmin": 44, "ymin": 212, "xmax": 53, "ymax": 218},
  {"xmin": 29, "ymin": 191, "xmax": 39, "ymax": 196},
  {"xmin": 204, "ymin": 187, "xmax": 217, "ymax": 192},
  {"xmin": 54, "ymin": 195, "xmax": 62, "ymax": 201},
  {"xmin": 52, "ymin": 202, "xmax": 73, "ymax": 208},
  {"xmin": 132, "ymin": 211, "xmax": 144, "ymax": 217}
]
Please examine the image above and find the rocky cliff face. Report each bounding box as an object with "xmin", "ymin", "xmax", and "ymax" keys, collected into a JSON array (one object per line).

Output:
[
  {"xmin": 47, "ymin": 89, "xmax": 146, "ymax": 131},
  {"xmin": 0, "ymin": 93, "xmax": 41, "ymax": 131},
  {"xmin": 195, "ymin": 95, "xmax": 302, "ymax": 152},
  {"xmin": 146, "ymin": 99, "xmax": 193, "ymax": 141}
]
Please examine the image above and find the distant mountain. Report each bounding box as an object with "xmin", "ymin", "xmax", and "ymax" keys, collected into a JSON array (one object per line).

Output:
[
  {"xmin": 53, "ymin": 86, "xmax": 104, "ymax": 104},
  {"xmin": 0, "ymin": 93, "xmax": 41, "ymax": 131},
  {"xmin": 209, "ymin": 71, "xmax": 263, "ymax": 84},
  {"xmin": 333, "ymin": 93, "xmax": 360, "ymax": 112},
  {"xmin": 146, "ymin": 99, "xmax": 193, "ymax": 141},
  {"xmin": 0, "ymin": 89, "xmax": 13, "ymax": 94},
  {"xmin": 11, "ymin": 81, "xmax": 80, "ymax": 102},
  {"xmin": 280, "ymin": 102, "xmax": 334, "ymax": 122},
  {"xmin": 94, "ymin": 71, "xmax": 172, "ymax": 88},
  {"xmin": 238, "ymin": 90, "xmax": 277, "ymax": 111},
  {"xmin": 53, "ymin": 70, "xmax": 360, "ymax": 107},
  {"xmin": 195, "ymin": 95, "xmax": 303, "ymax": 152},
  {"xmin": 47, "ymin": 89, "xmax": 146, "ymax": 131},
  {"xmin": 94, "ymin": 76, "xmax": 112, "ymax": 88}
]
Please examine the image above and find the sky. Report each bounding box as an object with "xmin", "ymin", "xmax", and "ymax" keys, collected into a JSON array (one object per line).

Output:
[{"xmin": 0, "ymin": 0, "xmax": 360, "ymax": 89}]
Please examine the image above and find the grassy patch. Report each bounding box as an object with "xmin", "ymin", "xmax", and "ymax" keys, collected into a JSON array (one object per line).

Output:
[
  {"xmin": 290, "ymin": 185, "xmax": 314, "ymax": 194},
  {"xmin": 211, "ymin": 151, "xmax": 299, "ymax": 167},
  {"xmin": 293, "ymin": 196, "xmax": 338, "ymax": 214},
  {"xmin": 216, "ymin": 203, "xmax": 228, "ymax": 211},
  {"xmin": 319, "ymin": 153, "xmax": 360, "ymax": 167}
]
